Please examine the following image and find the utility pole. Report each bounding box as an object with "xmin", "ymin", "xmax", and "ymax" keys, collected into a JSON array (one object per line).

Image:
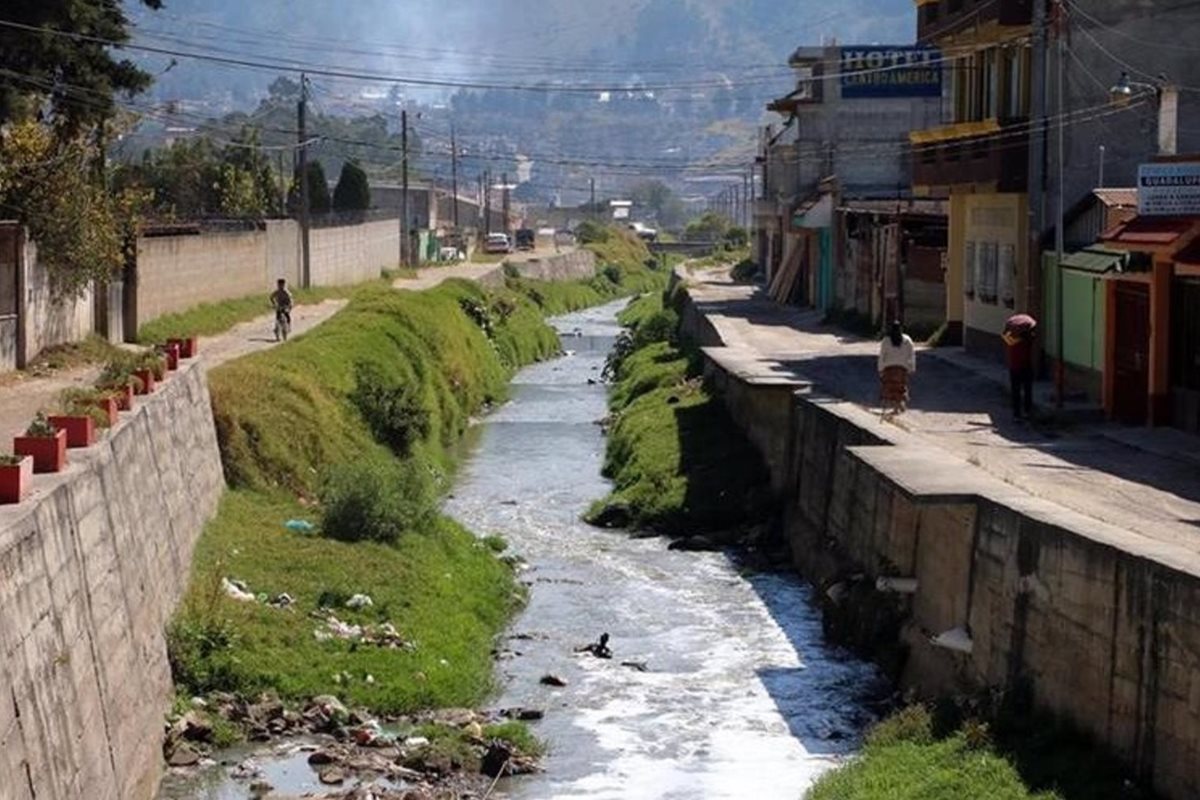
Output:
[
  {"xmin": 1053, "ymin": 0, "xmax": 1067, "ymax": 408},
  {"xmin": 590, "ymin": 177, "xmax": 596, "ymax": 220},
  {"xmin": 501, "ymin": 172, "xmax": 511, "ymax": 239},
  {"xmin": 483, "ymin": 169, "xmax": 492, "ymax": 235},
  {"xmin": 297, "ymin": 72, "xmax": 311, "ymax": 288},
  {"xmin": 1026, "ymin": 0, "xmax": 1048, "ymax": 321},
  {"xmin": 450, "ymin": 124, "xmax": 460, "ymax": 233},
  {"xmin": 400, "ymin": 108, "xmax": 410, "ymax": 267}
]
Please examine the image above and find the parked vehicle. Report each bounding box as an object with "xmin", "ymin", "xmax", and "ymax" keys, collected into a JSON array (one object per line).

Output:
[
  {"xmin": 483, "ymin": 232, "xmax": 512, "ymax": 254},
  {"xmin": 439, "ymin": 246, "xmax": 465, "ymax": 262},
  {"xmin": 515, "ymin": 228, "xmax": 536, "ymax": 250},
  {"xmin": 628, "ymin": 221, "xmax": 659, "ymax": 242}
]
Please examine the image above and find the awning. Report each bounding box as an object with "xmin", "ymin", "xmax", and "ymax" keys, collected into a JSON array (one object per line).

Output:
[{"xmin": 1060, "ymin": 246, "xmax": 1128, "ymax": 273}]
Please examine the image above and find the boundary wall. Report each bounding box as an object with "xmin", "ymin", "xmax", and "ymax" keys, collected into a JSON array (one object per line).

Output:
[
  {"xmin": 678, "ymin": 281, "xmax": 1200, "ymax": 800},
  {"xmin": 0, "ymin": 363, "xmax": 225, "ymax": 800}
]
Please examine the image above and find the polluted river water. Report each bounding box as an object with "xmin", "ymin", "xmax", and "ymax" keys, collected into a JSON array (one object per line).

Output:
[{"xmin": 160, "ymin": 299, "xmax": 882, "ymax": 800}]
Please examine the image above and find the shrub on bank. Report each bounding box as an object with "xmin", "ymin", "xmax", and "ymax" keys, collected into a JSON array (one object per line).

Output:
[
  {"xmin": 350, "ymin": 361, "xmax": 431, "ymax": 456},
  {"xmin": 319, "ymin": 457, "xmax": 435, "ymax": 544}
]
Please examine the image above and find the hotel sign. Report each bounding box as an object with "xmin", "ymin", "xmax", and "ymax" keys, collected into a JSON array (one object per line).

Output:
[
  {"xmin": 840, "ymin": 47, "xmax": 942, "ymax": 99},
  {"xmin": 1138, "ymin": 162, "xmax": 1200, "ymax": 216}
]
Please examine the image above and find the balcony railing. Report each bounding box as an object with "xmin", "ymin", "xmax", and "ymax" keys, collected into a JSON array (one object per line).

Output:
[
  {"xmin": 911, "ymin": 118, "xmax": 1030, "ymax": 192},
  {"xmin": 917, "ymin": 0, "xmax": 1033, "ymax": 43}
]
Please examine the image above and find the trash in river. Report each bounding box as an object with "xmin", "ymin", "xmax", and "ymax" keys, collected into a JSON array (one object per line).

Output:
[
  {"xmin": 345, "ymin": 593, "xmax": 374, "ymax": 609},
  {"xmin": 222, "ymin": 578, "xmax": 256, "ymax": 602},
  {"xmin": 284, "ymin": 519, "xmax": 315, "ymax": 533}
]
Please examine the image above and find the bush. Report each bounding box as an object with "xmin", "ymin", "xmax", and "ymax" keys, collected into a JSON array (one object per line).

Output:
[
  {"xmin": 601, "ymin": 263, "xmax": 623, "ymax": 285},
  {"xmin": 319, "ymin": 457, "xmax": 435, "ymax": 544},
  {"xmin": 632, "ymin": 309, "xmax": 678, "ymax": 349},
  {"xmin": 866, "ymin": 705, "xmax": 936, "ymax": 749},
  {"xmin": 574, "ymin": 220, "xmax": 610, "ymax": 244},
  {"xmin": 349, "ymin": 361, "xmax": 431, "ymax": 455},
  {"xmin": 723, "ymin": 226, "xmax": 749, "ymax": 248}
]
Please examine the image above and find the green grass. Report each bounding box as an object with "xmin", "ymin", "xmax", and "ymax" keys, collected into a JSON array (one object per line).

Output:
[
  {"xmin": 808, "ymin": 705, "xmax": 1153, "ymax": 800},
  {"xmin": 586, "ymin": 296, "xmax": 772, "ymax": 536},
  {"xmin": 171, "ymin": 490, "xmax": 519, "ymax": 712},
  {"xmin": 137, "ymin": 282, "xmax": 376, "ymax": 344}
]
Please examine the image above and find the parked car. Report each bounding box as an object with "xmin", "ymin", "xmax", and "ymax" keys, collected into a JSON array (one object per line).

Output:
[
  {"xmin": 515, "ymin": 228, "xmax": 536, "ymax": 251},
  {"xmin": 438, "ymin": 246, "xmax": 465, "ymax": 262},
  {"xmin": 483, "ymin": 233, "xmax": 512, "ymax": 254},
  {"xmin": 628, "ymin": 222, "xmax": 659, "ymax": 242}
]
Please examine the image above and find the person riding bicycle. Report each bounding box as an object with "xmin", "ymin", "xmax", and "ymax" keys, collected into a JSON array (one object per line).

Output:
[{"xmin": 270, "ymin": 278, "xmax": 293, "ymax": 341}]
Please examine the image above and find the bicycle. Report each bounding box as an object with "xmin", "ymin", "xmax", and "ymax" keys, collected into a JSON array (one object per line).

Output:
[{"xmin": 274, "ymin": 308, "xmax": 292, "ymax": 342}]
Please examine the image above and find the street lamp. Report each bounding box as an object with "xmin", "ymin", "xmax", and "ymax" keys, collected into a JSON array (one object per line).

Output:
[{"xmin": 1108, "ymin": 71, "xmax": 1178, "ymax": 156}]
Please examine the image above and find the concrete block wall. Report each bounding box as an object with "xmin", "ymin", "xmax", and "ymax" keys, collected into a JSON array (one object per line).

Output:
[
  {"xmin": 509, "ymin": 250, "xmax": 595, "ymax": 283},
  {"xmin": 0, "ymin": 362, "xmax": 225, "ymax": 800},
  {"xmin": 136, "ymin": 230, "xmax": 268, "ymax": 324},
  {"xmin": 309, "ymin": 218, "xmax": 399, "ymax": 287},
  {"xmin": 682, "ymin": 277, "xmax": 1200, "ymax": 798}
]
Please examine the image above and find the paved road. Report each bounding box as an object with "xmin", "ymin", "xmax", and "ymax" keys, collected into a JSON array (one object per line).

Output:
[{"xmin": 687, "ymin": 267, "xmax": 1200, "ymax": 554}]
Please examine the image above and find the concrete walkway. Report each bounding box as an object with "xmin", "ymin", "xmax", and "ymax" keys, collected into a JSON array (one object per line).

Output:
[{"xmin": 685, "ymin": 267, "xmax": 1200, "ymax": 554}]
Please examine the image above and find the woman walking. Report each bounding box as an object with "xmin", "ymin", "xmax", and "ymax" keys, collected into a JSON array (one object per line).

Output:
[{"xmin": 878, "ymin": 320, "xmax": 916, "ymax": 416}]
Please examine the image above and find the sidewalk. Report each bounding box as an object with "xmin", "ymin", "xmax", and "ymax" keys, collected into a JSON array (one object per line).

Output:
[{"xmin": 685, "ymin": 267, "xmax": 1200, "ymax": 555}]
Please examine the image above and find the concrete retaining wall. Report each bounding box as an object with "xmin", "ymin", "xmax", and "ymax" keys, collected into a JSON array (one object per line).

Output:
[
  {"xmin": 509, "ymin": 250, "xmax": 595, "ymax": 283},
  {"xmin": 681, "ymin": 284, "xmax": 1200, "ymax": 800},
  {"xmin": 0, "ymin": 363, "xmax": 225, "ymax": 800}
]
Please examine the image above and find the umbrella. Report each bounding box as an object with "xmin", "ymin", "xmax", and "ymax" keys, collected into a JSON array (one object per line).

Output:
[{"xmin": 1005, "ymin": 313, "xmax": 1037, "ymax": 333}]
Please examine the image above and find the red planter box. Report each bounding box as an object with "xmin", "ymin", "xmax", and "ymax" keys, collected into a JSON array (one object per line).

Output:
[
  {"xmin": 164, "ymin": 343, "xmax": 180, "ymax": 371},
  {"xmin": 14, "ymin": 429, "xmax": 67, "ymax": 474},
  {"xmin": 170, "ymin": 336, "xmax": 198, "ymax": 359},
  {"xmin": 134, "ymin": 369, "xmax": 157, "ymax": 395},
  {"xmin": 87, "ymin": 396, "xmax": 119, "ymax": 427},
  {"xmin": 115, "ymin": 384, "xmax": 135, "ymax": 411},
  {"xmin": 49, "ymin": 415, "xmax": 96, "ymax": 448},
  {"xmin": 0, "ymin": 456, "xmax": 33, "ymax": 504}
]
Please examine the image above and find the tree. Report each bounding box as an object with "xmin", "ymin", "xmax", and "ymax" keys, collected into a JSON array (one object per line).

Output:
[
  {"xmin": 332, "ymin": 160, "xmax": 371, "ymax": 212},
  {"xmin": 0, "ymin": 1, "xmax": 163, "ymax": 134},
  {"xmin": 304, "ymin": 161, "xmax": 332, "ymax": 214},
  {"xmin": 684, "ymin": 212, "xmax": 730, "ymax": 243},
  {"xmin": 630, "ymin": 180, "xmax": 686, "ymax": 229},
  {"xmin": 0, "ymin": 122, "xmax": 126, "ymax": 295}
]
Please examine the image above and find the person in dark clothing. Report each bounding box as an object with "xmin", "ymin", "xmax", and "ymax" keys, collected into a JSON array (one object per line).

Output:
[{"xmin": 1002, "ymin": 315, "xmax": 1037, "ymax": 421}]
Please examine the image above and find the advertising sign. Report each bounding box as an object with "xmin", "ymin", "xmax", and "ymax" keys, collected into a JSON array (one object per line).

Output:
[
  {"xmin": 840, "ymin": 47, "xmax": 942, "ymax": 99},
  {"xmin": 1138, "ymin": 162, "xmax": 1200, "ymax": 216}
]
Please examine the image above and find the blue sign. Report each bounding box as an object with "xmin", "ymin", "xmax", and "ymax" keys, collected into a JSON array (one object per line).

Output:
[{"xmin": 840, "ymin": 47, "xmax": 942, "ymax": 99}]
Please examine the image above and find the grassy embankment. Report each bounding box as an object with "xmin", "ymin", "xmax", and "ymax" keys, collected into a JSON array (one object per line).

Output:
[
  {"xmin": 169, "ymin": 230, "xmax": 666, "ymax": 721},
  {"xmin": 585, "ymin": 288, "xmax": 772, "ymax": 537},
  {"xmin": 809, "ymin": 702, "xmax": 1150, "ymax": 800}
]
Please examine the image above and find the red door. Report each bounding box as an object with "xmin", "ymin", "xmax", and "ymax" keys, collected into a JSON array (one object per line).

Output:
[{"xmin": 1113, "ymin": 282, "xmax": 1150, "ymax": 425}]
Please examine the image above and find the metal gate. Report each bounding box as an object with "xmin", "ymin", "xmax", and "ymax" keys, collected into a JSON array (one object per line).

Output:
[{"xmin": 1113, "ymin": 281, "xmax": 1150, "ymax": 425}]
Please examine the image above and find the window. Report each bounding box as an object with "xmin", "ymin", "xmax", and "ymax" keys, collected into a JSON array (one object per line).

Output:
[
  {"xmin": 1000, "ymin": 244, "xmax": 1016, "ymax": 307},
  {"xmin": 964, "ymin": 241, "xmax": 976, "ymax": 298},
  {"xmin": 978, "ymin": 242, "xmax": 999, "ymax": 304},
  {"xmin": 1003, "ymin": 45, "xmax": 1031, "ymax": 119}
]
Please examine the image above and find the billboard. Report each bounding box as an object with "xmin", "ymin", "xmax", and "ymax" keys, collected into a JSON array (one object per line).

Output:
[
  {"xmin": 840, "ymin": 47, "xmax": 942, "ymax": 99},
  {"xmin": 1138, "ymin": 162, "xmax": 1200, "ymax": 216}
]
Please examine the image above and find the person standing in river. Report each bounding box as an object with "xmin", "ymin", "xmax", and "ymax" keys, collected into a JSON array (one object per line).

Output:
[{"xmin": 878, "ymin": 320, "xmax": 916, "ymax": 416}]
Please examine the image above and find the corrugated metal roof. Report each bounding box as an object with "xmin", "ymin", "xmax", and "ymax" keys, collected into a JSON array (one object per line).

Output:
[
  {"xmin": 1061, "ymin": 246, "xmax": 1127, "ymax": 273},
  {"xmin": 1093, "ymin": 188, "xmax": 1138, "ymax": 208}
]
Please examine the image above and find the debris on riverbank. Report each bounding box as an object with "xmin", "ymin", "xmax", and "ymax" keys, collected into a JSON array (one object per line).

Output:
[{"xmin": 163, "ymin": 693, "xmax": 542, "ymax": 797}]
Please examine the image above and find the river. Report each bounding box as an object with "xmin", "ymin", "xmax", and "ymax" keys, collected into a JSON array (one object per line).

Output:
[
  {"xmin": 160, "ymin": 299, "xmax": 880, "ymax": 800},
  {"xmin": 446, "ymin": 300, "xmax": 880, "ymax": 799}
]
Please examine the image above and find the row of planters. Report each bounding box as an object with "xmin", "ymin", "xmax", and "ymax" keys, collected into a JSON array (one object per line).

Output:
[{"xmin": 0, "ymin": 336, "xmax": 199, "ymax": 506}]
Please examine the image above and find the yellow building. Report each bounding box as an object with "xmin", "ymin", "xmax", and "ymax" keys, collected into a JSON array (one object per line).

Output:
[{"xmin": 912, "ymin": 0, "xmax": 1034, "ymax": 358}]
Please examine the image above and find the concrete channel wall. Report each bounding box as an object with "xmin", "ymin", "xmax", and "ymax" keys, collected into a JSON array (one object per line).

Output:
[
  {"xmin": 679, "ymin": 286, "xmax": 1200, "ymax": 800},
  {"xmin": 0, "ymin": 363, "xmax": 225, "ymax": 800}
]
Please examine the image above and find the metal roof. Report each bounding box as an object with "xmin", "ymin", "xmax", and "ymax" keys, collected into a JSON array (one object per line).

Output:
[
  {"xmin": 1060, "ymin": 246, "xmax": 1128, "ymax": 273},
  {"xmin": 1093, "ymin": 188, "xmax": 1138, "ymax": 209}
]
